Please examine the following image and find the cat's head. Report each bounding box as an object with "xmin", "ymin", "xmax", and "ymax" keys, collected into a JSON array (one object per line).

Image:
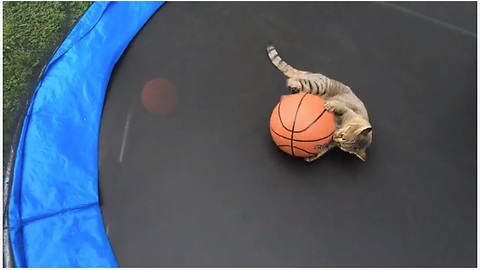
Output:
[{"xmin": 333, "ymin": 118, "xmax": 373, "ymax": 161}]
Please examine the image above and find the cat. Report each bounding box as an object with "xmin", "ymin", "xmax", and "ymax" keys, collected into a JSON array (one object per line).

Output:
[{"xmin": 266, "ymin": 44, "xmax": 373, "ymax": 162}]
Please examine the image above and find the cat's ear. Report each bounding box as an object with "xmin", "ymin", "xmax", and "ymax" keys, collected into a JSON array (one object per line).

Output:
[
  {"xmin": 359, "ymin": 127, "xmax": 372, "ymax": 136},
  {"xmin": 354, "ymin": 148, "xmax": 367, "ymax": 161}
]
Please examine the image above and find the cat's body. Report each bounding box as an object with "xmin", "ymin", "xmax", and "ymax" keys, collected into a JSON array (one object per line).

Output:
[{"xmin": 266, "ymin": 45, "xmax": 373, "ymax": 162}]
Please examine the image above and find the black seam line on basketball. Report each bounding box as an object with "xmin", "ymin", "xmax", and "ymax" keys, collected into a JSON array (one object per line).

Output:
[
  {"xmin": 290, "ymin": 93, "xmax": 308, "ymax": 157},
  {"xmin": 276, "ymin": 94, "xmax": 325, "ymax": 133},
  {"xmin": 277, "ymin": 97, "xmax": 294, "ymax": 133},
  {"xmin": 271, "ymin": 128, "xmax": 335, "ymax": 143},
  {"xmin": 276, "ymin": 145, "xmax": 317, "ymax": 155},
  {"xmin": 293, "ymin": 108, "xmax": 327, "ymax": 133}
]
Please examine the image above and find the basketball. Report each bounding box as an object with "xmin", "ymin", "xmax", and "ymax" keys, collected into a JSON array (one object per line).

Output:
[{"xmin": 269, "ymin": 93, "xmax": 336, "ymax": 158}]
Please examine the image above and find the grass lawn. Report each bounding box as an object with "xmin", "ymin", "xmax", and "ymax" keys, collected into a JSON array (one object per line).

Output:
[{"xmin": 3, "ymin": 1, "xmax": 91, "ymax": 164}]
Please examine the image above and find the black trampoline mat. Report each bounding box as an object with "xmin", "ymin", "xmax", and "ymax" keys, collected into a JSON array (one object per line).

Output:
[{"xmin": 98, "ymin": 2, "xmax": 477, "ymax": 267}]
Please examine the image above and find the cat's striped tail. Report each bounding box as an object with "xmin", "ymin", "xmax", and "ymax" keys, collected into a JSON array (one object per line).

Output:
[{"xmin": 266, "ymin": 45, "xmax": 306, "ymax": 78}]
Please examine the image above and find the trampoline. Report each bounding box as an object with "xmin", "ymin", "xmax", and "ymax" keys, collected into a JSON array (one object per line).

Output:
[{"xmin": 3, "ymin": 1, "xmax": 477, "ymax": 268}]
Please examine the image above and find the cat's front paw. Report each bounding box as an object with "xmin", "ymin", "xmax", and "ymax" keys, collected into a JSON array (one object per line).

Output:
[
  {"xmin": 332, "ymin": 132, "xmax": 342, "ymax": 142},
  {"xmin": 324, "ymin": 100, "xmax": 350, "ymax": 115},
  {"xmin": 324, "ymin": 101, "xmax": 335, "ymax": 112}
]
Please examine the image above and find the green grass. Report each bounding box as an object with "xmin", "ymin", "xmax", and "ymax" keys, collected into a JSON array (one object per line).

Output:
[{"xmin": 3, "ymin": 1, "xmax": 91, "ymax": 160}]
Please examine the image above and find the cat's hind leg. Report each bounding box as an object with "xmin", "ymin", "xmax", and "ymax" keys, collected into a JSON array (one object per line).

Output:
[
  {"xmin": 286, "ymin": 78, "xmax": 302, "ymax": 93},
  {"xmin": 287, "ymin": 76, "xmax": 331, "ymax": 96}
]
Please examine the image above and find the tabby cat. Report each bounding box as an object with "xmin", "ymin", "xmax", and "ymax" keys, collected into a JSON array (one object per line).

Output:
[{"xmin": 266, "ymin": 45, "xmax": 373, "ymax": 162}]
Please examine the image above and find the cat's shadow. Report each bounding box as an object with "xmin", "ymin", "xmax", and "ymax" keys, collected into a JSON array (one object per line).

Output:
[
  {"xmin": 272, "ymin": 146, "xmax": 375, "ymax": 184},
  {"xmin": 281, "ymin": 147, "xmax": 363, "ymax": 166}
]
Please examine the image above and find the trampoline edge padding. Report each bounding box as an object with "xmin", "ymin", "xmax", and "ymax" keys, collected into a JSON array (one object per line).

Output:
[{"xmin": 7, "ymin": 1, "xmax": 165, "ymax": 267}]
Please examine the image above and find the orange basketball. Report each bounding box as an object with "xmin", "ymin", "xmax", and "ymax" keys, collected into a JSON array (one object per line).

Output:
[{"xmin": 270, "ymin": 93, "xmax": 336, "ymax": 158}]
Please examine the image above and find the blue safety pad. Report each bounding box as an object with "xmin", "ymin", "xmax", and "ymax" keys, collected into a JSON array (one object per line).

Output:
[{"xmin": 8, "ymin": 1, "xmax": 165, "ymax": 267}]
